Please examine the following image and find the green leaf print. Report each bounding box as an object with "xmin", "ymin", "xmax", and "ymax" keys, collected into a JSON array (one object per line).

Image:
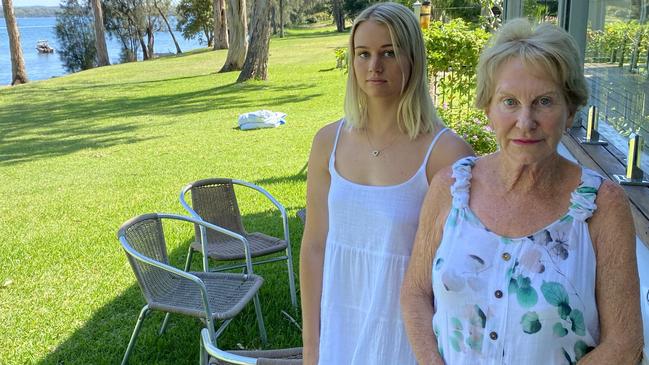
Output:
[
  {"xmin": 574, "ymin": 340, "xmax": 594, "ymax": 361},
  {"xmin": 553, "ymin": 322, "xmax": 568, "ymax": 337},
  {"xmin": 508, "ymin": 277, "xmax": 518, "ymax": 294},
  {"xmin": 562, "ymin": 348, "xmax": 576, "ymax": 365},
  {"xmin": 451, "ymin": 317, "xmax": 463, "ymax": 331},
  {"xmin": 569, "ymin": 309, "xmax": 586, "ymax": 336},
  {"xmin": 517, "ymin": 285, "xmax": 538, "ymax": 308},
  {"xmin": 541, "ymin": 281, "xmax": 569, "ymax": 306},
  {"xmin": 450, "ymin": 330, "xmax": 463, "ymax": 352},
  {"xmin": 521, "ymin": 311, "xmax": 542, "ymax": 334},
  {"xmin": 471, "ymin": 305, "xmax": 486, "ymax": 329},
  {"xmin": 558, "ymin": 302, "xmax": 572, "ymax": 320},
  {"xmin": 576, "ymin": 186, "xmax": 597, "ymax": 195}
]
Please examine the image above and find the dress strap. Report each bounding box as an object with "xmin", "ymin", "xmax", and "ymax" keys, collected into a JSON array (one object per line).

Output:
[
  {"xmin": 329, "ymin": 120, "xmax": 346, "ymax": 168},
  {"xmin": 568, "ymin": 168, "xmax": 604, "ymax": 221},
  {"xmin": 450, "ymin": 156, "xmax": 477, "ymax": 208},
  {"xmin": 421, "ymin": 127, "xmax": 449, "ymax": 169}
]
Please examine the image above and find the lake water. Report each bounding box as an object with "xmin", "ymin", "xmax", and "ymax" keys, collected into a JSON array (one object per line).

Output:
[{"xmin": 0, "ymin": 16, "xmax": 205, "ymax": 85}]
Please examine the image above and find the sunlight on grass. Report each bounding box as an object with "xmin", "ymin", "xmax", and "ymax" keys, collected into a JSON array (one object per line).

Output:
[{"xmin": 0, "ymin": 26, "xmax": 348, "ymax": 364}]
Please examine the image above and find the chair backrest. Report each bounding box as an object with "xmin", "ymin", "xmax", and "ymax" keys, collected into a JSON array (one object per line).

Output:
[
  {"xmin": 118, "ymin": 214, "xmax": 178, "ymax": 306},
  {"xmin": 189, "ymin": 178, "xmax": 246, "ymax": 243}
]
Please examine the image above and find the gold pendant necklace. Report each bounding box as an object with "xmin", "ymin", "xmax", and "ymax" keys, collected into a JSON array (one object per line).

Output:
[{"xmin": 365, "ymin": 129, "xmax": 400, "ymax": 158}]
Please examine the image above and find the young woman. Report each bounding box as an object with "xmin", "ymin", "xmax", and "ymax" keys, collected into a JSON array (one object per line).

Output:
[{"xmin": 299, "ymin": 3, "xmax": 474, "ymax": 364}]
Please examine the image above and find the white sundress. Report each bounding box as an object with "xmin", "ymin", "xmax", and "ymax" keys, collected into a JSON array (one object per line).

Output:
[
  {"xmin": 432, "ymin": 156, "xmax": 603, "ymax": 365},
  {"xmin": 318, "ymin": 121, "xmax": 448, "ymax": 365}
]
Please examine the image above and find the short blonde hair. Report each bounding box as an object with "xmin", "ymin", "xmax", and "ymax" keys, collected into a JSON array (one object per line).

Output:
[
  {"xmin": 344, "ymin": 2, "xmax": 442, "ymax": 139},
  {"xmin": 475, "ymin": 18, "xmax": 588, "ymax": 114}
]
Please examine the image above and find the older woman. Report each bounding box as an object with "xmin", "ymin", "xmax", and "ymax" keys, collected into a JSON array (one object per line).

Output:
[
  {"xmin": 300, "ymin": 3, "xmax": 473, "ymax": 365},
  {"xmin": 401, "ymin": 18, "xmax": 643, "ymax": 365}
]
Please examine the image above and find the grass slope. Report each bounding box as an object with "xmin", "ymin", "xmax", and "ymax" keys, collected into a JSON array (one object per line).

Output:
[{"xmin": 0, "ymin": 27, "xmax": 348, "ymax": 364}]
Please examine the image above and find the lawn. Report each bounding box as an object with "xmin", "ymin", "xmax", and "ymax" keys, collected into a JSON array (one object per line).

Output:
[{"xmin": 0, "ymin": 26, "xmax": 348, "ymax": 364}]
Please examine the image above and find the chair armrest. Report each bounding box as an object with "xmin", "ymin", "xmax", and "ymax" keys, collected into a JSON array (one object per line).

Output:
[
  {"xmin": 232, "ymin": 180, "xmax": 290, "ymax": 244},
  {"xmin": 201, "ymin": 328, "xmax": 258, "ymax": 365}
]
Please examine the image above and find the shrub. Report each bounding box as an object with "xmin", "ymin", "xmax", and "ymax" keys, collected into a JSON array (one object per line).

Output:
[{"xmin": 439, "ymin": 107, "xmax": 497, "ymax": 156}]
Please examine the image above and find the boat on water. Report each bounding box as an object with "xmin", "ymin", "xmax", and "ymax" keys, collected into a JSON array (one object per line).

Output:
[{"xmin": 36, "ymin": 40, "xmax": 54, "ymax": 54}]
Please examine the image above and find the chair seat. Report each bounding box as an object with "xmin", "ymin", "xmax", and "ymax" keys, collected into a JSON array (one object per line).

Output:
[
  {"xmin": 190, "ymin": 232, "xmax": 288, "ymax": 260},
  {"xmin": 148, "ymin": 272, "xmax": 263, "ymax": 320}
]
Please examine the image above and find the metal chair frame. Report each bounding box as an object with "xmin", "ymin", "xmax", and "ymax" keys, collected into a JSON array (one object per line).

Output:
[
  {"xmin": 180, "ymin": 178, "xmax": 297, "ymax": 308},
  {"xmin": 118, "ymin": 213, "xmax": 267, "ymax": 365},
  {"xmin": 200, "ymin": 329, "xmax": 303, "ymax": 365}
]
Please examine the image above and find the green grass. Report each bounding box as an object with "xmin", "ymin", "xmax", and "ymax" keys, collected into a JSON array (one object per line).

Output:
[{"xmin": 0, "ymin": 26, "xmax": 349, "ymax": 364}]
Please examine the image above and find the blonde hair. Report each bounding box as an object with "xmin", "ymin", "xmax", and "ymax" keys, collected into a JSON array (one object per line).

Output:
[
  {"xmin": 343, "ymin": 2, "xmax": 442, "ymax": 139},
  {"xmin": 475, "ymin": 18, "xmax": 588, "ymax": 114}
]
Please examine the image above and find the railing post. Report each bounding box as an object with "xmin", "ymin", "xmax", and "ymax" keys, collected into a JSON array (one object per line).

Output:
[
  {"xmin": 413, "ymin": 1, "xmax": 421, "ymax": 21},
  {"xmin": 614, "ymin": 133, "xmax": 649, "ymax": 186},
  {"xmin": 580, "ymin": 105, "xmax": 608, "ymax": 145}
]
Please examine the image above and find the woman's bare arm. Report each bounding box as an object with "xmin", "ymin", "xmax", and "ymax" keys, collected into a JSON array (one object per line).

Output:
[
  {"xmin": 300, "ymin": 122, "xmax": 337, "ymax": 365},
  {"xmin": 401, "ymin": 168, "xmax": 454, "ymax": 365},
  {"xmin": 579, "ymin": 180, "xmax": 643, "ymax": 364}
]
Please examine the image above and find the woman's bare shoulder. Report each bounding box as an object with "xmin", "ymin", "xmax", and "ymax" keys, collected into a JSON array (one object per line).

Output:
[{"xmin": 426, "ymin": 129, "xmax": 475, "ymax": 182}]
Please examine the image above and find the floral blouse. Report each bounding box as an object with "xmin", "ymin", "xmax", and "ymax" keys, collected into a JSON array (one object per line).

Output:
[{"xmin": 432, "ymin": 157, "xmax": 603, "ymax": 365}]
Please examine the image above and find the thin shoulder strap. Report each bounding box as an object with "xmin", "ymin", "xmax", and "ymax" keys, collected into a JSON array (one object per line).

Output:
[
  {"xmin": 329, "ymin": 120, "xmax": 346, "ymax": 167},
  {"xmin": 450, "ymin": 156, "xmax": 477, "ymax": 209},
  {"xmin": 568, "ymin": 168, "xmax": 605, "ymax": 221},
  {"xmin": 422, "ymin": 127, "xmax": 449, "ymax": 168}
]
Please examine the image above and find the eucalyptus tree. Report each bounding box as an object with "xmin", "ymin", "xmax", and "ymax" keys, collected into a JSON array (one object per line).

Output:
[
  {"xmin": 237, "ymin": 0, "xmax": 270, "ymax": 81},
  {"xmin": 176, "ymin": 0, "xmax": 214, "ymax": 47},
  {"xmin": 91, "ymin": 0, "xmax": 110, "ymax": 66},
  {"xmin": 2, "ymin": 0, "xmax": 28, "ymax": 85},
  {"xmin": 219, "ymin": 0, "xmax": 247, "ymax": 72},
  {"xmin": 154, "ymin": 0, "xmax": 181, "ymax": 53},
  {"xmin": 213, "ymin": 0, "xmax": 228, "ymax": 49}
]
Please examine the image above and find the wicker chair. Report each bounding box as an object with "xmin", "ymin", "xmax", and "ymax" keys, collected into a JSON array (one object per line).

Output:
[
  {"xmin": 118, "ymin": 213, "xmax": 267, "ymax": 365},
  {"xmin": 201, "ymin": 329, "xmax": 303, "ymax": 365},
  {"xmin": 180, "ymin": 178, "xmax": 297, "ymax": 308}
]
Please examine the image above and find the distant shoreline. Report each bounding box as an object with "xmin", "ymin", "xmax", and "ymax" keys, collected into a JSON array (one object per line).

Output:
[{"xmin": 0, "ymin": 6, "xmax": 59, "ymax": 18}]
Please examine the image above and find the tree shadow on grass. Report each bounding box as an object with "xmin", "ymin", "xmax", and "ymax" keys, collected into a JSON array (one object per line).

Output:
[
  {"xmin": 0, "ymin": 80, "xmax": 321, "ymax": 166},
  {"xmin": 37, "ymin": 211, "xmax": 304, "ymax": 365}
]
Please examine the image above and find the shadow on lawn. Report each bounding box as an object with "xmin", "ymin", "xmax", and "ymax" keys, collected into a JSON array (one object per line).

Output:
[
  {"xmin": 37, "ymin": 211, "xmax": 304, "ymax": 365},
  {"xmin": 0, "ymin": 81, "xmax": 321, "ymax": 166}
]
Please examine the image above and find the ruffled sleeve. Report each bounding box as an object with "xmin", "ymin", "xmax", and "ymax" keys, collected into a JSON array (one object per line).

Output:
[
  {"xmin": 568, "ymin": 168, "xmax": 604, "ymax": 221},
  {"xmin": 450, "ymin": 156, "xmax": 477, "ymax": 209}
]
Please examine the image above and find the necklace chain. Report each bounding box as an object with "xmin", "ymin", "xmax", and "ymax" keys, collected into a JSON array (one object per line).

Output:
[{"xmin": 365, "ymin": 129, "xmax": 400, "ymax": 157}]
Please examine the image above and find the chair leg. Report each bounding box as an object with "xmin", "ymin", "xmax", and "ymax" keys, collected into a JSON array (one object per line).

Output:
[
  {"xmin": 199, "ymin": 334, "xmax": 209, "ymax": 365},
  {"xmin": 184, "ymin": 245, "xmax": 194, "ymax": 272},
  {"xmin": 159, "ymin": 312, "xmax": 171, "ymax": 335},
  {"xmin": 121, "ymin": 305, "xmax": 151, "ymax": 365},
  {"xmin": 252, "ymin": 293, "xmax": 267, "ymax": 345},
  {"xmin": 286, "ymin": 250, "xmax": 297, "ymax": 308}
]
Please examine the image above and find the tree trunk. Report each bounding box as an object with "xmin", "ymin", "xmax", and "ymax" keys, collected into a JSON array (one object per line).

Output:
[
  {"xmin": 139, "ymin": 36, "xmax": 149, "ymax": 60},
  {"xmin": 155, "ymin": 0, "xmax": 181, "ymax": 54},
  {"xmin": 332, "ymin": 0, "xmax": 345, "ymax": 32},
  {"xmin": 279, "ymin": 0, "xmax": 283, "ymax": 38},
  {"xmin": 91, "ymin": 0, "xmax": 110, "ymax": 66},
  {"xmin": 146, "ymin": 17, "xmax": 154, "ymax": 59},
  {"xmin": 219, "ymin": 0, "xmax": 247, "ymax": 72},
  {"xmin": 213, "ymin": 0, "xmax": 228, "ymax": 49},
  {"xmin": 237, "ymin": 0, "xmax": 270, "ymax": 82},
  {"xmin": 2, "ymin": 0, "xmax": 28, "ymax": 85}
]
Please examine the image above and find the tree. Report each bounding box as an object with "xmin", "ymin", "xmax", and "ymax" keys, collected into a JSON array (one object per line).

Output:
[
  {"xmin": 213, "ymin": 0, "xmax": 228, "ymax": 49},
  {"xmin": 90, "ymin": 0, "xmax": 110, "ymax": 66},
  {"xmin": 332, "ymin": 0, "xmax": 345, "ymax": 31},
  {"xmin": 154, "ymin": 0, "xmax": 181, "ymax": 53},
  {"xmin": 237, "ymin": 0, "xmax": 271, "ymax": 81},
  {"xmin": 55, "ymin": 0, "xmax": 97, "ymax": 72},
  {"xmin": 103, "ymin": 0, "xmax": 162, "ymax": 61},
  {"xmin": 176, "ymin": 0, "xmax": 214, "ymax": 47},
  {"xmin": 219, "ymin": 0, "xmax": 247, "ymax": 72},
  {"xmin": 2, "ymin": 0, "xmax": 28, "ymax": 85}
]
